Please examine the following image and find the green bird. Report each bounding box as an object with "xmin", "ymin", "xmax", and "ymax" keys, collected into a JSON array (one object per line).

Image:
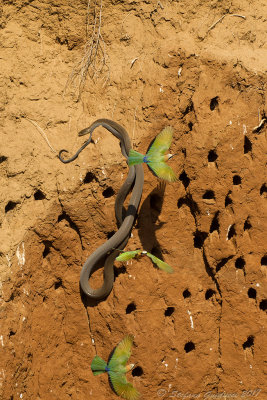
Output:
[
  {"xmin": 128, "ymin": 126, "xmax": 177, "ymax": 182},
  {"xmin": 116, "ymin": 250, "xmax": 173, "ymax": 274},
  {"xmin": 91, "ymin": 335, "xmax": 140, "ymax": 400}
]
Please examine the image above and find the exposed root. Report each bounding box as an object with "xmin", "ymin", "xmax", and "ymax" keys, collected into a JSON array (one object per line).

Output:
[
  {"xmin": 206, "ymin": 13, "xmax": 246, "ymax": 36},
  {"xmin": 65, "ymin": 0, "xmax": 110, "ymax": 101}
]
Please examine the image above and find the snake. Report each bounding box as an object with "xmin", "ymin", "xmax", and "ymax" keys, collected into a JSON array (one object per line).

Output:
[{"xmin": 59, "ymin": 119, "xmax": 144, "ymax": 300}]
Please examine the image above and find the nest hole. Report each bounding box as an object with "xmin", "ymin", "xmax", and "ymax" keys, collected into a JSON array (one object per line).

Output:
[
  {"xmin": 34, "ymin": 189, "xmax": 46, "ymax": 200},
  {"xmin": 244, "ymin": 136, "xmax": 252, "ymax": 154},
  {"xmin": 225, "ymin": 192, "xmax": 233, "ymax": 207},
  {"xmin": 233, "ymin": 175, "xmax": 242, "ymax": 185},
  {"xmin": 114, "ymin": 265, "xmax": 127, "ymax": 278},
  {"xmin": 205, "ymin": 289, "xmax": 216, "ymax": 300},
  {"xmin": 210, "ymin": 96, "xmax": 219, "ymax": 111},
  {"xmin": 132, "ymin": 366, "xmax": 143, "ymax": 377},
  {"xmin": 184, "ymin": 341, "xmax": 195, "ymax": 353},
  {"xmin": 83, "ymin": 171, "xmax": 95, "ymax": 184},
  {"xmin": 235, "ymin": 257, "xmax": 245, "ymax": 269},
  {"xmin": 242, "ymin": 336, "xmax": 254, "ymax": 350},
  {"xmin": 227, "ymin": 224, "xmax": 236, "ymax": 240},
  {"xmin": 259, "ymin": 299, "xmax": 267, "ymax": 311},
  {"xmin": 5, "ymin": 201, "xmax": 18, "ymax": 213},
  {"xmin": 210, "ymin": 212, "xmax": 220, "ymax": 233},
  {"xmin": 183, "ymin": 289, "xmax": 191, "ymax": 298},
  {"xmin": 164, "ymin": 306, "xmax": 175, "ymax": 316},
  {"xmin": 0, "ymin": 155, "xmax": 8, "ymax": 163},
  {"xmin": 193, "ymin": 230, "xmax": 208, "ymax": 249},
  {"xmin": 244, "ymin": 218, "xmax": 252, "ymax": 231},
  {"xmin": 126, "ymin": 302, "xmax": 136, "ymax": 314},
  {"xmin": 260, "ymin": 183, "xmax": 267, "ymax": 196},
  {"xmin": 248, "ymin": 288, "xmax": 256, "ymax": 299},
  {"xmin": 54, "ymin": 279, "xmax": 63, "ymax": 290},
  {"xmin": 102, "ymin": 187, "xmax": 115, "ymax": 198},
  {"xmin": 260, "ymin": 255, "xmax": 267, "ymax": 266},
  {"xmin": 203, "ymin": 190, "xmax": 215, "ymax": 200},
  {"xmin": 208, "ymin": 150, "xmax": 218, "ymax": 162}
]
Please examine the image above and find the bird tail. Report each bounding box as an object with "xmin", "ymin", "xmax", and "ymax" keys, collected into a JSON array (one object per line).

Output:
[
  {"xmin": 91, "ymin": 355, "xmax": 107, "ymax": 376},
  {"xmin": 128, "ymin": 149, "xmax": 144, "ymax": 166}
]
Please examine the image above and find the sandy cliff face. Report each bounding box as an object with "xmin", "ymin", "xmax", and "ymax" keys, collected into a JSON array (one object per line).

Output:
[{"xmin": 1, "ymin": 1, "xmax": 266, "ymax": 399}]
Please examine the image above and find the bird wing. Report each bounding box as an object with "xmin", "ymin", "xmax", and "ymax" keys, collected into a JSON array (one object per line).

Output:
[
  {"xmin": 108, "ymin": 335, "xmax": 134, "ymax": 370},
  {"xmin": 108, "ymin": 371, "xmax": 140, "ymax": 400},
  {"xmin": 146, "ymin": 253, "xmax": 173, "ymax": 273},
  {"xmin": 116, "ymin": 250, "xmax": 141, "ymax": 262},
  {"xmin": 148, "ymin": 162, "xmax": 177, "ymax": 182},
  {"xmin": 91, "ymin": 355, "xmax": 107, "ymax": 375},
  {"xmin": 146, "ymin": 126, "xmax": 174, "ymax": 157}
]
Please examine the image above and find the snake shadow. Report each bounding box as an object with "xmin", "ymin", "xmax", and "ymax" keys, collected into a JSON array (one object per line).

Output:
[{"xmin": 137, "ymin": 181, "xmax": 167, "ymax": 263}]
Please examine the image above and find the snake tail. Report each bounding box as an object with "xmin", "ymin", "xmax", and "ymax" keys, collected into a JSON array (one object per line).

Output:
[
  {"xmin": 128, "ymin": 149, "xmax": 145, "ymax": 165},
  {"xmin": 91, "ymin": 355, "xmax": 107, "ymax": 375}
]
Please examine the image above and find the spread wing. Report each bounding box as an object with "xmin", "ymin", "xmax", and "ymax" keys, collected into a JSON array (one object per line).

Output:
[
  {"xmin": 147, "ymin": 126, "xmax": 174, "ymax": 157},
  {"xmin": 116, "ymin": 251, "xmax": 141, "ymax": 262},
  {"xmin": 148, "ymin": 162, "xmax": 177, "ymax": 182},
  {"xmin": 108, "ymin": 371, "xmax": 140, "ymax": 400},
  {"xmin": 108, "ymin": 335, "xmax": 134, "ymax": 370},
  {"xmin": 146, "ymin": 253, "xmax": 173, "ymax": 273}
]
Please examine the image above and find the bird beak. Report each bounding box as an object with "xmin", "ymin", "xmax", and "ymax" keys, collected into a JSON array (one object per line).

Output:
[
  {"xmin": 126, "ymin": 363, "xmax": 135, "ymax": 372},
  {"xmin": 167, "ymin": 153, "xmax": 176, "ymax": 160}
]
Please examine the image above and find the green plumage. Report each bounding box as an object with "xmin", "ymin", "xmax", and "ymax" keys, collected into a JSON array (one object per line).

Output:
[
  {"xmin": 115, "ymin": 250, "xmax": 141, "ymax": 262},
  {"xmin": 128, "ymin": 126, "xmax": 177, "ymax": 182},
  {"xmin": 128, "ymin": 150, "xmax": 144, "ymax": 165},
  {"xmin": 116, "ymin": 250, "xmax": 173, "ymax": 273},
  {"xmin": 91, "ymin": 355, "xmax": 107, "ymax": 375},
  {"xmin": 91, "ymin": 335, "xmax": 140, "ymax": 400},
  {"xmin": 146, "ymin": 252, "xmax": 173, "ymax": 273}
]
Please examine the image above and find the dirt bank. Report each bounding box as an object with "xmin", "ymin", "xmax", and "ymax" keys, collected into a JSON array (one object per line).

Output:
[{"xmin": 1, "ymin": 1, "xmax": 266, "ymax": 399}]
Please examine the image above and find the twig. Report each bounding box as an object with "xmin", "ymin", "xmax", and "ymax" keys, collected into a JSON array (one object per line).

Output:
[
  {"xmin": 121, "ymin": 11, "xmax": 131, "ymax": 27},
  {"xmin": 26, "ymin": 118, "xmax": 57, "ymax": 153},
  {"xmin": 132, "ymin": 107, "xmax": 137, "ymax": 148},
  {"xmin": 252, "ymin": 118, "xmax": 266, "ymax": 133},
  {"xmin": 130, "ymin": 57, "xmax": 138, "ymax": 68},
  {"xmin": 86, "ymin": 307, "xmax": 98, "ymax": 355},
  {"xmin": 206, "ymin": 13, "xmax": 246, "ymax": 35},
  {"xmin": 156, "ymin": 1, "xmax": 164, "ymax": 9}
]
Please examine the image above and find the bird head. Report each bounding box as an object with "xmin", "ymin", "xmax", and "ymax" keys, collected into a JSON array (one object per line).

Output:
[
  {"xmin": 166, "ymin": 153, "xmax": 175, "ymax": 160},
  {"xmin": 141, "ymin": 251, "xmax": 148, "ymax": 256},
  {"xmin": 125, "ymin": 363, "xmax": 135, "ymax": 372}
]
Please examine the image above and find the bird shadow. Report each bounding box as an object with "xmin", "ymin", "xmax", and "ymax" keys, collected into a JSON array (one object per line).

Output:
[{"xmin": 137, "ymin": 181, "xmax": 167, "ymax": 263}]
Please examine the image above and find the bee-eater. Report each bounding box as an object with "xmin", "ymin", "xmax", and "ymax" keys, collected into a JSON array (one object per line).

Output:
[
  {"xmin": 116, "ymin": 250, "xmax": 173, "ymax": 273},
  {"xmin": 91, "ymin": 335, "xmax": 140, "ymax": 400},
  {"xmin": 128, "ymin": 126, "xmax": 177, "ymax": 182}
]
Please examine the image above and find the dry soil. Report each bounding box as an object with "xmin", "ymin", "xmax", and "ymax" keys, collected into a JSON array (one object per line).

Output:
[{"xmin": 0, "ymin": 1, "xmax": 267, "ymax": 400}]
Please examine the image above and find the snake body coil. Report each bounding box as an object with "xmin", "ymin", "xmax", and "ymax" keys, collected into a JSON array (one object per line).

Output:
[{"xmin": 59, "ymin": 119, "xmax": 144, "ymax": 299}]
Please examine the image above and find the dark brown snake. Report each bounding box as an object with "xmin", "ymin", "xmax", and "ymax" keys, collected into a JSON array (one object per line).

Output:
[{"xmin": 59, "ymin": 119, "xmax": 144, "ymax": 299}]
